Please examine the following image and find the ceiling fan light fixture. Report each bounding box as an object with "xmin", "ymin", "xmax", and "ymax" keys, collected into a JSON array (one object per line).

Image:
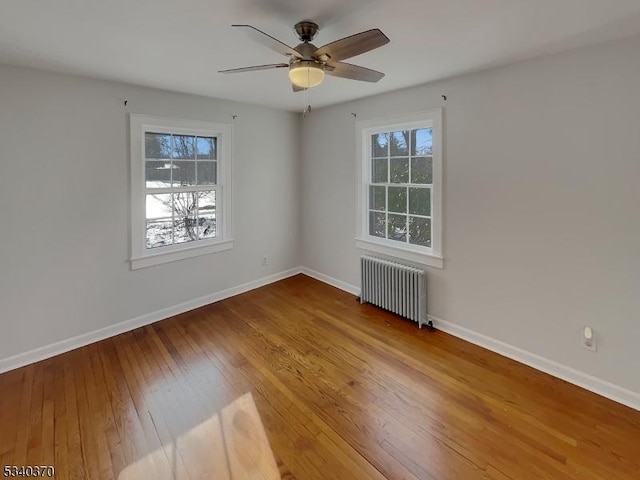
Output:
[{"xmin": 288, "ymin": 61, "xmax": 325, "ymax": 88}]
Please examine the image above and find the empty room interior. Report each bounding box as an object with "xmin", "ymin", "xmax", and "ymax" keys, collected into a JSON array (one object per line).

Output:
[{"xmin": 2, "ymin": 1, "xmax": 640, "ymax": 479}]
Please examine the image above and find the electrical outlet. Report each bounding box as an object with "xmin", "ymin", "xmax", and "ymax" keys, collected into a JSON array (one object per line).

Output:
[
  {"xmin": 582, "ymin": 326, "xmax": 597, "ymax": 352},
  {"xmin": 261, "ymin": 256, "xmax": 268, "ymax": 266}
]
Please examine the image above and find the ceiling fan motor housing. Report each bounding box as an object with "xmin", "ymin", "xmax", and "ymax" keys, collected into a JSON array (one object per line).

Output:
[{"xmin": 293, "ymin": 42, "xmax": 318, "ymax": 60}]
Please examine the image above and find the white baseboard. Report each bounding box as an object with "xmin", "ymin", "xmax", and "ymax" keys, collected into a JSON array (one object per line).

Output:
[
  {"xmin": 297, "ymin": 268, "xmax": 640, "ymax": 412},
  {"xmin": 0, "ymin": 267, "xmax": 303, "ymax": 375},
  {"xmin": 427, "ymin": 315, "xmax": 640, "ymax": 412},
  {"xmin": 300, "ymin": 267, "xmax": 359, "ymax": 296}
]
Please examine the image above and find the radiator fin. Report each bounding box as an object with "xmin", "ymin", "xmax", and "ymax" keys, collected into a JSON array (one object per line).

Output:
[{"xmin": 359, "ymin": 256, "xmax": 426, "ymax": 328}]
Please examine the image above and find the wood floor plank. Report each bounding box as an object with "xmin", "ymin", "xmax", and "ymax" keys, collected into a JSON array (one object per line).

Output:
[
  {"xmin": 63, "ymin": 351, "xmax": 88, "ymax": 480},
  {"xmin": 40, "ymin": 361, "xmax": 55, "ymax": 469},
  {"xmin": 73, "ymin": 347, "xmax": 104, "ymax": 480},
  {"xmin": 52, "ymin": 356, "xmax": 69, "ymax": 478},
  {"xmin": 11, "ymin": 366, "xmax": 35, "ymax": 468},
  {"xmin": 1, "ymin": 274, "xmax": 639, "ymax": 479},
  {"xmin": 0, "ymin": 369, "xmax": 23, "ymax": 462},
  {"xmin": 25, "ymin": 362, "xmax": 44, "ymax": 465}
]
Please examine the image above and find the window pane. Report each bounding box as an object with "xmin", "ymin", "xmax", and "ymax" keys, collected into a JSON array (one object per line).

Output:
[
  {"xmin": 369, "ymin": 211, "xmax": 385, "ymax": 238},
  {"xmin": 173, "ymin": 192, "xmax": 197, "ymax": 217},
  {"xmin": 371, "ymin": 133, "xmax": 388, "ymax": 157},
  {"xmin": 145, "ymin": 161, "xmax": 172, "ymax": 188},
  {"xmin": 145, "ymin": 133, "xmax": 171, "ymax": 159},
  {"xmin": 197, "ymin": 161, "xmax": 217, "ymax": 185},
  {"xmin": 372, "ymin": 158, "xmax": 388, "ymax": 183},
  {"xmin": 174, "ymin": 217, "xmax": 198, "ymax": 244},
  {"xmin": 196, "ymin": 137, "xmax": 216, "ymax": 160},
  {"xmin": 388, "ymin": 186, "xmax": 407, "ymax": 213},
  {"xmin": 172, "ymin": 161, "xmax": 196, "ymax": 187},
  {"xmin": 197, "ymin": 190, "xmax": 216, "ymax": 214},
  {"xmin": 409, "ymin": 216, "xmax": 431, "ymax": 247},
  {"xmin": 409, "ymin": 187, "xmax": 431, "ymax": 216},
  {"xmin": 146, "ymin": 194, "xmax": 172, "ymax": 221},
  {"xmin": 198, "ymin": 191, "xmax": 216, "ymax": 239},
  {"xmin": 390, "ymin": 158, "xmax": 409, "ymax": 183},
  {"xmin": 411, "ymin": 128, "xmax": 433, "ymax": 155},
  {"xmin": 172, "ymin": 135, "xmax": 195, "ymax": 159},
  {"xmin": 146, "ymin": 193, "xmax": 172, "ymax": 249},
  {"xmin": 387, "ymin": 214, "xmax": 407, "ymax": 242},
  {"xmin": 173, "ymin": 192, "xmax": 198, "ymax": 244},
  {"xmin": 390, "ymin": 131, "xmax": 409, "ymax": 156},
  {"xmin": 369, "ymin": 186, "xmax": 385, "ymax": 211},
  {"xmin": 411, "ymin": 157, "xmax": 432, "ymax": 184},
  {"xmin": 146, "ymin": 221, "xmax": 173, "ymax": 249}
]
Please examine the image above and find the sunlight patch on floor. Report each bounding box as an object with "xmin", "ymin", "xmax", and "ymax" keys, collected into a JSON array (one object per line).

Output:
[{"xmin": 118, "ymin": 392, "xmax": 279, "ymax": 480}]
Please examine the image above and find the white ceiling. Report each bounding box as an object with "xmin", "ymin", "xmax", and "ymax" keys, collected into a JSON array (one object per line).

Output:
[{"xmin": 3, "ymin": 0, "xmax": 640, "ymax": 112}]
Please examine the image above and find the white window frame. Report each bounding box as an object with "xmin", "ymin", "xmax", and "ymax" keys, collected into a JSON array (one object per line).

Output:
[
  {"xmin": 355, "ymin": 109, "xmax": 443, "ymax": 269},
  {"xmin": 129, "ymin": 114, "xmax": 233, "ymax": 270}
]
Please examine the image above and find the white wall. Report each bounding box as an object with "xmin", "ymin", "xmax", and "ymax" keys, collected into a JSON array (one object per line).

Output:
[
  {"xmin": 301, "ymin": 35, "xmax": 640, "ymax": 395},
  {"xmin": 0, "ymin": 65, "xmax": 300, "ymax": 362}
]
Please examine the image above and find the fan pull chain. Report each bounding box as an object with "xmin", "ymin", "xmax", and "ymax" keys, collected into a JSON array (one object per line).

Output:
[{"xmin": 303, "ymin": 68, "xmax": 312, "ymax": 117}]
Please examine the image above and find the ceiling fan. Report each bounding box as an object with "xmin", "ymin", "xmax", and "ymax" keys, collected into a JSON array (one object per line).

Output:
[{"xmin": 219, "ymin": 21, "xmax": 390, "ymax": 91}]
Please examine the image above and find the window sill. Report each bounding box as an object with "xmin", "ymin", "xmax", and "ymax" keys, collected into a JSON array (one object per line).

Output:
[
  {"xmin": 355, "ymin": 238, "xmax": 444, "ymax": 269},
  {"xmin": 131, "ymin": 239, "xmax": 234, "ymax": 270}
]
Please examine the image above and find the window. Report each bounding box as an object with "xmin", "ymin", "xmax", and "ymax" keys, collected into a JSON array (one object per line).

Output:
[
  {"xmin": 130, "ymin": 114, "xmax": 233, "ymax": 269},
  {"xmin": 355, "ymin": 110, "xmax": 443, "ymax": 268}
]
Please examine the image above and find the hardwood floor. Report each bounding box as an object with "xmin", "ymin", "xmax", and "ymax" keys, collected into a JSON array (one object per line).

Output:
[{"xmin": 1, "ymin": 274, "xmax": 639, "ymax": 479}]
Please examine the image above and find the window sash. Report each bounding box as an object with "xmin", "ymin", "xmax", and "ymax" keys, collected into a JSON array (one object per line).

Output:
[{"xmin": 145, "ymin": 187, "xmax": 219, "ymax": 248}]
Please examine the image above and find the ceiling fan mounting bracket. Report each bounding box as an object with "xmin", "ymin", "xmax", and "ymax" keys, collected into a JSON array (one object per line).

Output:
[{"xmin": 294, "ymin": 21, "xmax": 319, "ymax": 43}]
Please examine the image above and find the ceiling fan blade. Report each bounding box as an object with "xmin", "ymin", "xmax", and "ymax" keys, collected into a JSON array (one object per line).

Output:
[
  {"xmin": 313, "ymin": 29, "xmax": 389, "ymax": 62},
  {"xmin": 232, "ymin": 25, "xmax": 303, "ymax": 59},
  {"xmin": 292, "ymin": 84, "xmax": 307, "ymax": 93},
  {"xmin": 218, "ymin": 63, "xmax": 289, "ymax": 74},
  {"xmin": 325, "ymin": 62, "xmax": 385, "ymax": 82}
]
